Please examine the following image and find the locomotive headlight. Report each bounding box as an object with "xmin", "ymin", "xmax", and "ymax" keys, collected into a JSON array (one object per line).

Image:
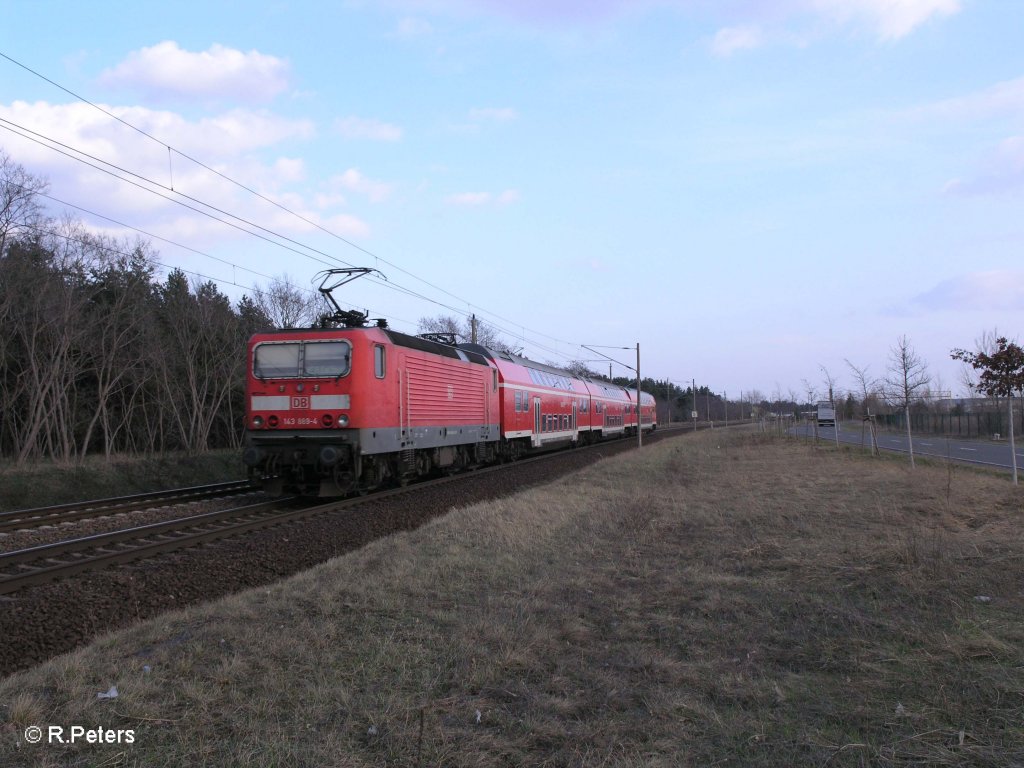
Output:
[
  {"xmin": 268, "ymin": 415, "xmax": 279, "ymax": 428},
  {"xmin": 337, "ymin": 414, "xmax": 349, "ymax": 427},
  {"xmin": 252, "ymin": 415, "xmax": 264, "ymax": 428}
]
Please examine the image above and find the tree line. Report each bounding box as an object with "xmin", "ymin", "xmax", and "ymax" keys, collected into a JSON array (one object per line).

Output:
[{"xmin": 0, "ymin": 150, "xmax": 314, "ymax": 465}]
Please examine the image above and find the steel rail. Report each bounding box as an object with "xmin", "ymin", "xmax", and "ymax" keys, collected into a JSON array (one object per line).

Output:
[
  {"xmin": 0, "ymin": 480, "xmax": 254, "ymax": 533},
  {"xmin": 0, "ymin": 497, "xmax": 304, "ymax": 594},
  {"xmin": 0, "ymin": 425, "xmax": 698, "ymax": 595}
]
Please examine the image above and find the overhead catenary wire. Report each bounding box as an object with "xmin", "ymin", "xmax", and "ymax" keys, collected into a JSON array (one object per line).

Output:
[
  {"xmin": 0, "ymin": 50, "xmax": 506, "ymax": 317},
  {"xmin": 0, "ymin": 117, "xmax": 346, "ymax": 271},
  {"xmin": 0, "ymin": 50, "xmax": 632, "ymax": 367},
  {"xmin": 0, "ymin": 116, "xmax": 594, "ymax": 364},
  {"xmin": 22, "ymin": 220, "xmax": 275, "ymax": 297}
]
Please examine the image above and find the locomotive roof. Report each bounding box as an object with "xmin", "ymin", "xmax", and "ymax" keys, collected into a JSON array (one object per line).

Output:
[
  {"xmin": 384, "ymin": 330, "xmax": 492, "ymax": 366},
  {"xmin": 250, "ymin": 327, "xmax": 491, "ymax": 367}
]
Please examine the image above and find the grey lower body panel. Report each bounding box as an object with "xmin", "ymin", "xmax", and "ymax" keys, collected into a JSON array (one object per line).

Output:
[{"xmin": 243, "ymin": 424, "xmax": 499, "ymax": 471}]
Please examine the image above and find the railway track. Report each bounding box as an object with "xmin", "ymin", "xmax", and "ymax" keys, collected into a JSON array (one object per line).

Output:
[
  {"xmin": 0, "ymin": 480, "xmax": 254, "ymax": 534},
  {"xmin": 0, "ymin": 496, "xmax": 309, "ymax": 595},
  {"xmin": 0, "ymin": 425, "xmax": 719, "ymax": 597},
  {"xmin": 1, "ymin": 423, "xmax": 718, "ymax": 676}
]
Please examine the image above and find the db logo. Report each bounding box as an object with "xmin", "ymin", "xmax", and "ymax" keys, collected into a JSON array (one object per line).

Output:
[{"xmin": 291, "ymin": 396, "xmax": 310, "ymax": 409}]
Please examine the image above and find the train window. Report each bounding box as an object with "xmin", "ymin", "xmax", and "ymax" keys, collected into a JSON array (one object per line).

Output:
[
  {"xmin": 305, "ymin": 341, "xmax": 352, "ymax": 377},
  {"xmin": 514, "ymin": 391, "xmax": 521, "ymax": 412},
  {"xmin": 374, "ymin": 345, "xmax": 386, "ymax": 378},
  {"xmin": 493, "ymin": 370, "xmax": 498, "ymax": 392},
  {"xmin": 255, "ymin": 341, "xmax": 352, "ymax": 378},
  {"xmin": 254, "ymin": 343, "xmax": 301, "ymax": 378}
]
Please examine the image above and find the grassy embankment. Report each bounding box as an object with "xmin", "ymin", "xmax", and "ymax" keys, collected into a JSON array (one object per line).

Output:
[
  {"xmin": 0, "ymin": 451, "xmax": 244, "ymax": 512},
  {"xmin": 1, "ymin": 429, "xmax": 1022, "ymax": 766}
]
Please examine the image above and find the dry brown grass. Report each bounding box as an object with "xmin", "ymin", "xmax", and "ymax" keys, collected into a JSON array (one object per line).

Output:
[{"xmin": 1, "ymin": 430, "xmax": 1022, "ymax": 766}]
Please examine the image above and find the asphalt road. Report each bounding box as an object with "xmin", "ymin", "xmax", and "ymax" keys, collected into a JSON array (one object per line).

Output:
[{"xmin": 791, "ymin": 423, "xmax": 1023, "ymax": 472}]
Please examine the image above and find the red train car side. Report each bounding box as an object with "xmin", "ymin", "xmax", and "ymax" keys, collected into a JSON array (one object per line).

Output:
[{"xmin": 460, "ymin": 345, "xmax": 591, "ymax": 458}]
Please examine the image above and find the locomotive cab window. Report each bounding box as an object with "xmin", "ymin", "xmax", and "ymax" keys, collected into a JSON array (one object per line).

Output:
[
  {"xmin": 305, "ymin": 342, "xmax": 351, "ymax": 377},
  {"xmin": 254, "ymin": 343, "xmax": 300, "ymax": 378},
  {"xmin": 374, "ymin": 345, "xmax": 386, "ymax": 378},
  {"xmin": 254, "ymin": 340, "xmax": 351, "ymax": 379}
]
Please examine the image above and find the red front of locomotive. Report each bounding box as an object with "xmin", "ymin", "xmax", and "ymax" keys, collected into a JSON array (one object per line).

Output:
[
  {"xmin": 243, "ymin": 326, "xmax": 396, "ymax": 494},
  {"xmin": 243, "ymin": 326, "xmax": 501, "ymax": 495}
]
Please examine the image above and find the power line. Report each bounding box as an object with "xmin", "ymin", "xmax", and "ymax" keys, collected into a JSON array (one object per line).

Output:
[
  {"xmin": 22, "ymin": 221, "xmax": 267, "ymax": 296},
  {"xmin": 2, "ymin": 115, "xmax": 592, "ymax": 362},
  {"xmin": 0, "ymin": 50, "xmax": 633, "ymax": 365},
  {"xmin": 0, "ymin": 117, "xmax": 348, "ymax": 270}
]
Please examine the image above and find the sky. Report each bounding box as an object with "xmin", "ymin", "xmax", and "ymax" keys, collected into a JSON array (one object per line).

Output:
[{"xmin": 1, "ymin": 0, "xmax": 1022, "ymax": 401}]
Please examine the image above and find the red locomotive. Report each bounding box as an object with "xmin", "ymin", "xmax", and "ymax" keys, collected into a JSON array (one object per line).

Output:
[{"xmin": 242, "ymin": 269, "xmax": 656, "ymax": 495}]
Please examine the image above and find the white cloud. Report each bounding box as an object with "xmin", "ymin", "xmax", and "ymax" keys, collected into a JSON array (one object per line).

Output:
[
  {"xmin": 912, "ymin": 270, "xmax": 1024, "ymax": 311},
  {"xmin": 711, "ymin": 26, "xmax": 764, "ymax": 57},
  {"xmin": 335, "ymin": 116, "xmax": 404, "ymax": 141},
  {"xmin": 0, "ymin": 101, "xmax": 313, "ymax": 164},
  {"xmin": 272, "ymin": 157, "xmax": 306, "ymax": 183},
  {"xmin": 330, "ymin": 169, "xmax": 394, "ymax": 203},
  {"xmin": 0, "ymin": 99, "xmax": 369, "ymax": 248},
  {"xmin": 99, "ymin": 41, "xmax": 291, "ymax": 103},
  {"xmin": 807, "ymin": 0, "xmax": 961, "ymax": 40},
  {"xmin": 320, "ymin": 213, "xmax": 372, "ymax": 238},
  {"xmin": 389, "ymin": 1, "xmax": 959, "ymax": 43}
]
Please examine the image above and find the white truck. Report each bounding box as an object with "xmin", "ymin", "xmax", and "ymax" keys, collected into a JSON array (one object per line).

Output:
[{"xmin": 816, "ymin": 400, "xmax": 836, "ymax": 428}]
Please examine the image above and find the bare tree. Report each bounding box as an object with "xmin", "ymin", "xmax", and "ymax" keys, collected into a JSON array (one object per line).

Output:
[
  {"xmin": 417, "ymin": 314, "xmax": 522, "ymax": 354},
  {"xmin": 253, "ymin": 274, "xmax": 321, "ymax": 329},
  {"xmin": 820, "ymin": 365, "xmax": 840, "ymax": 447},
  {"xmin": 77, "ymin": 236, "xmax": 156, "ymax": 459},
  {"xmin": 5, "ymin": 218, "xmax": 94, "ymax": 463},
  {"xmin": 152, "ymin": 271, "xmax": 242, "ymax": 452},
  {"xmin": 558, "ymin": 360, "xmax": 602, "ymax": 378},
  {"xmin": 884, "ymin": 336, "xmax": 931, "ymax": 467},
  {"xmin": 0, "ymin": 149, "xmax": 48, "ymax": 257},
  {"xmin": 845, "ymin": 359, "xmax": 879, "ymax": 455}
]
